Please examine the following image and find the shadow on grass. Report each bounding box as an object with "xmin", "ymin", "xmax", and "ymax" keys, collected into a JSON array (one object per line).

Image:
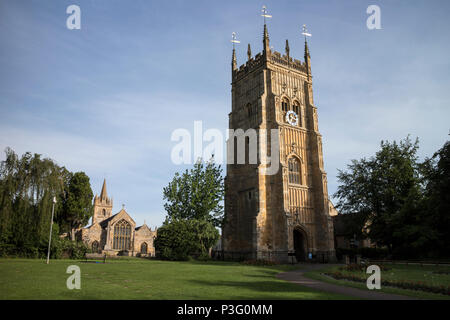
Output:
[{"xmin": 185, "ymin": 278, "xmax": 338, "ymax": 299}]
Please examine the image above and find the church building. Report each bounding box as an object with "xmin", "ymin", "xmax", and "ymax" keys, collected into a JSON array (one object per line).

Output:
[
  {"xmin": 77, "ymin": 180, "xmax": 157, "ymax": 257},
  {"xmin": 222, "ymin": 13, "xmax": 337, "ymax": 263}
]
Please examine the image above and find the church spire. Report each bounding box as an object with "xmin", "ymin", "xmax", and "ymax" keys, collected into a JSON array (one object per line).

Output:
[
  {"xmin": 100, "ymin": 179, "xmax": 108, "ymax": 200},
  {"xmin": 247, "ymin": 43, "xmax": 252, "ymax": 61}
]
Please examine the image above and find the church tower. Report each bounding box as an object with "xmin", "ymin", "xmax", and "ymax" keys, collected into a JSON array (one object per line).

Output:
[
  {"xmin": 222, "ymin": 17, "xmax": 336, "ymax": 263},
  {"xmin": 92, "ymin": 179, "xmax": 113, "ymax": 225}
]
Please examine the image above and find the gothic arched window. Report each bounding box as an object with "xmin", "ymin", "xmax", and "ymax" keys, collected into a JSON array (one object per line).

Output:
[
  {"xmin": 102, "ymin": 209, "xmax": 106, "ymax": 216},
  {"xmin": 281, "ymin": 98, "xmax": 289, "ymax": 112},
  {"xmin": 113, "ymin": 219, "xmax": 131, "ymax": 250},
  {"xmin": 288, "ymin": 157, "xmax": 302, "ymax": 185},
  {"xmin": 140, "ymin": 242, "xmax": 148, "ymax": 254},
  {"xmin": 92, "ymin": 240, "xmax": 99, "ymax": 253}
]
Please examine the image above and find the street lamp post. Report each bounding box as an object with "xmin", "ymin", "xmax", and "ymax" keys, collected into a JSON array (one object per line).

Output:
[{"xmin": 46, "ymin": 196, "xmax": 57, "ymax": 264}]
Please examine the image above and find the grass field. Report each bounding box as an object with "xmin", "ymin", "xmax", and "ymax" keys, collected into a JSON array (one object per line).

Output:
[
  {"xmin": 0, "ymin": 258, "xmax": 351, "ymax": 300},
  {"xmin": 304, "ymin": 264, "xmax": 450, "ymax": 300}
]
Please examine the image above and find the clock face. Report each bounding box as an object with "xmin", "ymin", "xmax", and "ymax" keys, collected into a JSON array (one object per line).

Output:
[{"xmin": 285, "ymin": 110, "xmax": 298, "ymax": 126}]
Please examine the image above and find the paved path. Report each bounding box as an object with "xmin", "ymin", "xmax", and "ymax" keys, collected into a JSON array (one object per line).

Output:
[{"xmin": 276, "ymin": 264, "xmax": 418, "ymax": 300}]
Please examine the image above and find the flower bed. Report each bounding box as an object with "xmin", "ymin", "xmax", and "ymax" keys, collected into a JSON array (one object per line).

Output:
[
  {"xmin": 324, "ymin": 271, "xmax": 450, "ymax": 296},
  {"xmin": 241, "ymin": 259, "xmax": 280, "ymax": 266},
  {"xmin": 339, "ymin": 264, "xmax": 390, "ymax": 272}
]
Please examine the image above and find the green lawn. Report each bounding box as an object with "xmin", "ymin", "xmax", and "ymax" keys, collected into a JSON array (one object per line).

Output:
[
  {"xmin": 0, "ymin": 258, "xmax": 351, "ymax": 300},
  {"xmin": 304, "ymin": 264, "xmax": 450, "ymax": 300}
]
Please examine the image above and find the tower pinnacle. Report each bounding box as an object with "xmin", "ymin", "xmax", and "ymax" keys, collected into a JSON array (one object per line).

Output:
[
  {"xmin": 302, "ymin": 24, "xmax": 312, "ymax": 78},
  {"xmin": 285, "ymin": 39, "xmax": 290, "ymax": 58},
  {"xmin": 261, "ymin": 6, "xmax": 272, "ymax": 56},
  {"xmin": 232, "ymin": 48, "xmax": 237, "ymax": 71},
  {"xmin": 263, "ymin": 24, "xmax": 270, "ymax": 49},
  {"xmin": 230, "ymin": 32, "xmax": 240, "ymax": 71}
]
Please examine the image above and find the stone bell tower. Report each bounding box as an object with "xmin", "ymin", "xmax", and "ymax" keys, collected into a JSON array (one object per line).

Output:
[
  {"xmin": 222, "ymin": 17, "xmax": 336, "ymax": 263},
  {"xmin": 92, "ymin": 179, "xmax": 113, "ymax": 225}
]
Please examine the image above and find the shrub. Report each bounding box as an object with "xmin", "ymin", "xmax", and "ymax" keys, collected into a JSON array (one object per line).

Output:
[
  {"xmin": 336, "ymin": 247, "xmax": 390, "ymax": 261},
  {"xmin": 0, "ymin": 238, "xmax": 88, "ymax": 259},
  {"xmin": 154, "ymin": 219, "xmax": 219, "ymax": 261},
  {"xmin": 50, "ymin": 238, "xmax": 89, "ymax": 259},
  {"xmin": 0, "ymin": 243, "xmax": 41, "ymax": 258},
  {"xmin": 197, "ymin": 252, "xmax": 212, "ymax": 262},
  {"xmin": 339, "ymin": 264, "xmax": 390, "ymax": 272}
]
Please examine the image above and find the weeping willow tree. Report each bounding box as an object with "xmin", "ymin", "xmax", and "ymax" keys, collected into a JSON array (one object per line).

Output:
[{"xmin": 0, "ymin": 147, "xmax": 93, "ymax": 256}]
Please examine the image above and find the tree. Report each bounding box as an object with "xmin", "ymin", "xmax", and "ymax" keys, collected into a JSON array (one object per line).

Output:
[
  {"xmin": 163, "ymin": 159, "xmax": 224, "ymax": 227},
  {"xmin": 156, "ymin": 159, "xmax": 223, "ymax": 260},
  {"xmin": 0, "ymin": 147, "xmax": 68, "ymax": 255},
  {"xmin": 154, "ymin": 219, "xmax": 219, "ymax": 260},
  {"xmin": 420, "ymin": 140, "xmax": 450, "ymax": 257},
  {"xmin": 334, "ymin": 137, "xmax": 422, "ymax": 256},
  {"xmin": 61, "ymin": 172, "xmax": 94, "ymax": 241}
]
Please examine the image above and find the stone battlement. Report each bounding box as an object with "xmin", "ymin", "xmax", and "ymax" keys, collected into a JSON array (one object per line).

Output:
[
  {"xmin": 233, "ymin": 49, "xmax": 307, "ymax": 82},
  {"xmin": 270, "ymin": 51, "xmax": 307, "ymax": 73}
]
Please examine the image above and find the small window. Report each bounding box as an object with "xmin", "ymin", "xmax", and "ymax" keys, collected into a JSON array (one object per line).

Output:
[
  {"xmin": 281, "ymin": 99, "xmax": 289, "ymax": 112},
  {"xmin": 248, "ymin": 191, "xmax": 252, "ymax": 200},
  {"xmin": 102, "ymin": 209, "xmax": 106, "ymax": 216}
]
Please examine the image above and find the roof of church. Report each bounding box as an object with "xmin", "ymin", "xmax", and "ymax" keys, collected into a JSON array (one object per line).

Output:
[
  {"xmin": 99, "ymin": 208, "xmax": 135, "ymax": 228},
  {"xmin": 135, "ymin": 224, "xmax": 152, "ymax": 231}
]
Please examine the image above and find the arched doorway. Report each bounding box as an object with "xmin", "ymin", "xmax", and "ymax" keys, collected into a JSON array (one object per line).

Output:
[
  {"xmin": 293, "ymin": 228, "xmax": 306, "ymax": 262},
  {"xmin": 140, "ymin": 242, "xmax": 148, "ymax": 254}
]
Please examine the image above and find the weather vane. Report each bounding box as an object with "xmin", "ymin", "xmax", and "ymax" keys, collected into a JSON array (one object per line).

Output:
[
  {"xmin": 302, "ymin": 24, "xmax": 312, "ymax": 41},
  {"xmin": 230, "ymin": 32, "xmax": 240, "ymax": 49},
  {"xmin": 261, "ymin": 5, "xmax": 272, "ymax": 24}
]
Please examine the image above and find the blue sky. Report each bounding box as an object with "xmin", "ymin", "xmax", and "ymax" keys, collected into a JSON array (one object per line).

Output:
[{"xmin": 1, "ymin": 0, "xmax": 449, "ymax": 228}]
